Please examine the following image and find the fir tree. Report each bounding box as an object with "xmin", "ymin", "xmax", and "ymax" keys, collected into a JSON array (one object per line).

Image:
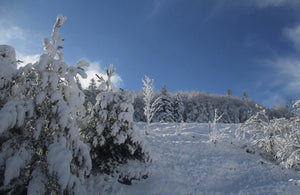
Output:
[
  {"xmin": 242, "ymin": 91, "xmax": 248, "ymax": 101},
  {"xmin": 82, "ymin": 91, "xmax": 150, "ymax": 183},
  {"xmin": 154, "ymin": 84, "xmax": 174, "ymax": 122},
  {"xmin": 0, "ymin": 15, "xmax": 92, "ymax": 194},
  {"xmin": 88, "ymin": 78, "xmax": 97, "ymax": 91},
  {"xmin": 173, "ymin": 92, "xmax": 184, "ymax": 122},
  {"xmin": 227, "ymin": 89, "xmax": 232, "ymax": 96}
]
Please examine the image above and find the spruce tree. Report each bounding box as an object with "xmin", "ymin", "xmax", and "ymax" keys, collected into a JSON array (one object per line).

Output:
[
  {"xmin": 82, "ymin": 90, "xmax": 150, "ymax": 183},
  {"xmin": 154, "ymin": 84, "xmax": 174, "ymax": 122},
  {"xmin": 173, "ymin": 92, "xmax": 184, "ymax": 122},
  {"xmin": 243, "ymin": 90, "xmax": 248, "ymax": 101},
  {"xmin": 0, "ymin": 15, "xmax": 92, "ymax": 194},
  {"xmin": 227, "ymin": 89, "xmax": 232, "ymax": 96}
]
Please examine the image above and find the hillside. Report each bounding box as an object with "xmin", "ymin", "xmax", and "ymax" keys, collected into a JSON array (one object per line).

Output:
[{"xmin": 90, "ymin": 123, "xmax": 300, "ymax": 194}]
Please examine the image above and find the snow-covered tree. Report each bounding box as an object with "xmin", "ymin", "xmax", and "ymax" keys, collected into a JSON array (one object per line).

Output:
[
  {"xmin": 0, "ymin": 15, "xmax": 92, "ymax": 194},
  {"xmin": 142, "ymin": 76, "xmax": 160, "ymax": 134},
  {"xmin": 97, "ymin": 64, "xmax": 116, "ymax": 92},
  {"xmin": 0, "ymin": 45, "xmax": 19, "ymax": 108},
  {"xmin": 133, "ymin": 89, "xmax": 290, "ymax": 124},
  {"xmin": 226, "ymin": 89, "xmax": 232, "ymax": 96},
  {"xmin": 82, "ymin": 91, "xmax": 150, "ymax": 183},
  {"xmin": 173, "ymin": 92, "xmax": 184, "ymax": 123},
  {"xmin": 236, "ymin": 111, "xmax": 300, "ymax": 170},
  {"xmin": 153, "ymin": 84, "xmax": 174, "ymax": 122},
  {"xmin": 88, "ymin": 78, "xmax": 97, "ymax": 91},
  {"xmin": 76, "ymin": 76, "xmax": 83, "ymax": 90},
  {"xmin": 84, "ymin": 78, "xmax": 98, "ymax": 105},
  {"xmin": 133, "ymin": 91, "xmax": 146, "ymax": 122},
  {"xmin": 242, "ymin": 91, "xmax": 248, "ymax": 101}
]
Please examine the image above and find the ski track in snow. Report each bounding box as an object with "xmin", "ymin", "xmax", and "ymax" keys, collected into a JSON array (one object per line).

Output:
[{"xmin": 103, "ymin": 123, "xmax": 300, "ymax": 194}]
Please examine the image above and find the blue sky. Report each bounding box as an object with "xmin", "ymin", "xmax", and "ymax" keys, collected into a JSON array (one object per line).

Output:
[{"xmin": 2, "ymin": 0, "xmax": 300, "ymax": 107}]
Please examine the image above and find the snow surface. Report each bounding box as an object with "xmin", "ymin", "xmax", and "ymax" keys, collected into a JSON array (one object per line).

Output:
[{"xmin": 89, "ymin": 123, "xmax": 300, "ymax": 194}]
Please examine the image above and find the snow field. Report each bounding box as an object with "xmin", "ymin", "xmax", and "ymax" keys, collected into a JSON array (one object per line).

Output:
[{"xmin": 118, "ymin": 123, "xmax": 300, "ymax": 195}]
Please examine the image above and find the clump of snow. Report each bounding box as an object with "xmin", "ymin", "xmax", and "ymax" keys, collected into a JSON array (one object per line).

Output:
[
  {"xmin": 47, "ymin": 137, "xmax": 72, "ymax": 190},
  {"xmin": 4, "ymin": 145, "xmax": 32, "ymax": 185},
  {"xmin": 0, "ymin": 45, "xmax": 17, "ymax": 68}
]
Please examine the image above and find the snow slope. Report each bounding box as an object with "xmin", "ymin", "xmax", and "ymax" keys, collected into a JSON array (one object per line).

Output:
[{"xmin": 90, "ymin": 123, "xmax": 300, "ymax": 194}]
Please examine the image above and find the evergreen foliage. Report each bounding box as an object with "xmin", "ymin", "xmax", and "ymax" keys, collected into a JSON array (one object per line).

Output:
[
  {"xmin": 82, "ymin": 91, "xmax": 150, "ymax": 183},
  {"xmin": 0, "ymin": 14, "xmax": 150, "ymax": 193},
  {"xmin": 173, "ymin": 92, "xmax": 184, "ymax": 123},
  {"xmin": 153, "ymin": 85, "xmax": 174, "ymax": 122},
  {"xmin": 0, "ymin": 15, "xmax": 92, "ymax": 194}
]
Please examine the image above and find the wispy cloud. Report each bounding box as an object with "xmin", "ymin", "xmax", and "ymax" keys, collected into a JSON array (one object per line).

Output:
[
  {"xmin": 267, "ymin": 24, "xmax": 300, "ymax": 94},
  {"xmin": 0, "ymin": 19, "xmax": 41, "ymax": 68},
  {"xmin": 0, "ymin": 19, "xmax": 43, "ymax": 56},
  {"xmin": 254, "ymin": 23, "xmax": 300, "ymax": 106},
  {"xmin": 251, "ymin": 0, "xmax": 300, "ymax": 8},
  {"xmin": 283, "ymin": 25, "xmax": 300, "ymax": 50},
  {"xmin": 78, "ymin": 60, "xmax": 123, "ymax": 89},
  {"xmin": 0, "ymin": 25, "xmax": 25, "ymax": 43},
  {"xmin": 261, "ymin": 90, "xmax": 286, "ymax": 108},
  {"xmin": 267, "ymin": 57, "xmax": 300, "ymax": 93}
]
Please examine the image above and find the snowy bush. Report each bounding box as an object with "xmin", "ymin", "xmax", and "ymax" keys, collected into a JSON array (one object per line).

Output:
[
  {"xmin": 236, "ymin": 111, "xmax": 300, "ymax": 170},
  {"xmin": 82, "ymin": 90, "xmax": 150, "ymax": 184},
  {"xmin": 0, "ymin": 14, "xmax": 92, "ymax": 194}
]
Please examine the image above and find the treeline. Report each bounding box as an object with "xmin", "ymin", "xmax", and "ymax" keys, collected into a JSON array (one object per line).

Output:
[
  {"xmin": 132, "ymin": 89, "xmax": 293, "ymax": 123},
  {"xmin": 84, "ymin": 83, "xmax": 293, "ymax": 124}
]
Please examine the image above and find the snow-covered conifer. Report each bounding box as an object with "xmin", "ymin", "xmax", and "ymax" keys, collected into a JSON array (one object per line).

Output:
[
  {"xmin": 153, "ymin": 84, "xmax": 174, "ymax": 122},
  {"xmin": 173, "ymin": 92, "xmax": 184, "ymax": 122},
  {"xmin": 84, "ymin": 78, "xmax": 98, "ymax": 105},
  {"xmin": 242, "ymin": 91, "xmax": 248, "ymax": 101},
  {"xmin": 0, "ymin": 14, "xmax": 92, "ymax": 194},
  {"xmin": 82, "ymin": 90, "xmax": 150, "ymax": 183},
  {"xmin": 97, "ymin": 64, "xmax": 116, "ymax": 92},
  {"xmin": 88, "ymin": 78, "xmax": 97, "ymax": 91},
  {"xmin": 76, "ymin": 76, "xmax": 83, "ymax": 90},
  {"xmin": 227, "ymin": 89, "xmax": 232, "ymax": 96},
  {"xmin": 133, "ymin": 91, "xmax": 146, "ymax": 122}
]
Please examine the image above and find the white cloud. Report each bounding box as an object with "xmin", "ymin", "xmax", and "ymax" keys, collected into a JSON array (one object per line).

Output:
[
  {"xmin": 16, "ymin": 52, "xmax": 40, "ymax": 68},
  {"xmin": 0, "ymin": 17, "xmax": 123, "ymax": 90},
  {"xmin": 0, "ymin": 22, "xmax": 41, "ymax": 68},
  {"xmin": 0, "ymin": 25, "xmax": 25, "ymax": 43},
  {"xmin": 255, "ymin": 56, "xmax": 300, "ymax": 107},
  {"xmin": 269, "ymin": 57, "xmax": 300, "ymax": 93},
  {"xmin": 0, "ymin": 19, "xmax": 43, "ymax": 55},
  {"xmin": 284, "ymin": 25, "xmax": 300, "ymax": 50},
  {"xmin": 78, "ymin": 61, "xmax": 123, "ymax": 89}
]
